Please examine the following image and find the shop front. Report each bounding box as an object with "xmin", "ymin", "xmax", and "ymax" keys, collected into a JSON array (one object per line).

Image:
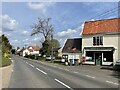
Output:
[{"xmin": 83, "ymin": 47, "xmax": 115, "ymax": 66}]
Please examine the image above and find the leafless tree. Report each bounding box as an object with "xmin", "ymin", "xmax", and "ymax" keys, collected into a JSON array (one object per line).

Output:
[{"xmin": 31, "ymin": 18, "xmax": 53, "ymax": 41}]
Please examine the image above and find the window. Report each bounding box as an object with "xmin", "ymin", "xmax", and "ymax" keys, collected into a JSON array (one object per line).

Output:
[{"xmin": 93, "ymin": 36, "xmax": 103, "ymax": 46}]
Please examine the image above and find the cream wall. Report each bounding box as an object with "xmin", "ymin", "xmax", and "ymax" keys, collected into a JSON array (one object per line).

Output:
[{"xmin": 82, "ymin": 33, "xmax": 120, "ymax": 64}]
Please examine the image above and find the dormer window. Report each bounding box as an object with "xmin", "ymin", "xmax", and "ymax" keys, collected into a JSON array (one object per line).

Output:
[{"xmin": 93, "ymin": 36, "xmax": 103, "ymax": 46}]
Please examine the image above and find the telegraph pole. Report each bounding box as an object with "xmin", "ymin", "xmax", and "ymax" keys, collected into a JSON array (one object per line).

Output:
[{"xmin": 51, "ymin": 28, "xmax": 54, "ymax": 63}]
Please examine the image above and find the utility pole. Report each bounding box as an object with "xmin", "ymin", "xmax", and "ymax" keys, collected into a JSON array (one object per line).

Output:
[{"xmin": 51, "ymin": 28, "xmax": 54, "ymax": 63}]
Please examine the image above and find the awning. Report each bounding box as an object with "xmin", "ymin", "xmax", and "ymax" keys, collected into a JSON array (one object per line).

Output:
[{"xmin": 84, "ymin": 47, "xmax": 115, "ymax": 51}]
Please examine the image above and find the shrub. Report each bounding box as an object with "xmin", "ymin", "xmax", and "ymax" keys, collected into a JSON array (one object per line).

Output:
[{"xmin": 55, "ymin": 56, "xmax": 62, "ymax": 60}]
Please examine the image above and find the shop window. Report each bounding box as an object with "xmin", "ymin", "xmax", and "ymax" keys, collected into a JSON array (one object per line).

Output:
[
  {"xmin": 93, "ymin": 36, "xmax": 103, "ymax": 46},
  {"xmin": 86, "ymin": 51, "xmax": 94, "ymax": 62},
  {"xmin": 103, "ymin": 51, "xmax": 113, "ymax": 62}
]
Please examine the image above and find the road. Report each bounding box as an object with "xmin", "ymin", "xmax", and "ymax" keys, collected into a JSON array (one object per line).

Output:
[{"xmin": 8, "ymin": 55, "xmax": 119, "ymax": 89}]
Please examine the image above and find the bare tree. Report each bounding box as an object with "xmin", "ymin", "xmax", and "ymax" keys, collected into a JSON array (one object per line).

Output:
[{"xmin": 31, "ymin": 18, "xmax": 53, "ymax": 41}]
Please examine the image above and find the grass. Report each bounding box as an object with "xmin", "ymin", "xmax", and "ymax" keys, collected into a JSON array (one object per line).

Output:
[{"xmin": 0, "ymin": 57, "xmax": 11, "ymax": 67}]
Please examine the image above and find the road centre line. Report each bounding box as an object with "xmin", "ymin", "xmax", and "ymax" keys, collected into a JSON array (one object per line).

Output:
[
  {"xmin": 11, "ymin": 60, "xmax": 13, "ymax": 63},
  {"xmin": 36, "ymin": 68, "xmax": 47, "ymax": 75},
  {"xmin": 58, "ymin": 67, "xmax": 63, "ymax": 70},
  {"xmin": 73, "ymin": 72, "xmax": 78, "ymax": 74},
  {"xmin": 26, "ymin": 62, "xmax": 29, "ymax": 64},
  {"xmin": 54, "ymin": 78, "xmax": 73, "ymax": 90},
  {"xmin": 65, "ymin": 69, "xmax": 69, "ymax": 71},
  {"xmin": 86, "ymin": 75, "xmax": 95, "ymax": 79},
  {"xmin": 106, "ymin": 81, "xmax": 119, "ymax": 85},
  {"xmin": 29, "ymin": 64, "xmax": 35, "ymax": 67}
]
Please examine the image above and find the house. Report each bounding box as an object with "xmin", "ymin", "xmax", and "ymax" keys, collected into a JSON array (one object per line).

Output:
[
  {"xmin": 62, "ymin": 38, "xmax": 82, "ymax": 65},
  {"xmin": 52, "ymin": 47, "xmax": 62, "ymax": 57},
  {"xmin": 23, "ymin": 46, "xmax": 40, "ymax": 57},
  {"xmin": 82, "ymin": 18, "xmax": 120, "ymax": 66}
]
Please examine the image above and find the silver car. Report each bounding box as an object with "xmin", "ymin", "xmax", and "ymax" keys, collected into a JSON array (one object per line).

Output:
[{"xmin": 46, "ymin": 55, "xmax": 55, "ymax": 61}]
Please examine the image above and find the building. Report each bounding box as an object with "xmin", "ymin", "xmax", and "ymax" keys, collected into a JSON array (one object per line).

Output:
[
  {"xmin": 23, "ymin": 46, "xmax": 40, "ymax": 57},
  {"xmin": 82, "ymin": 18, "xmax": 120, "ymax": 65},
  {"xmin": 62, "ymin": 38, "xmax": 82, "ymax": 65},
  {"xmin": 52, "ymin": 47, "xmax": 62, "ymax": 57}
]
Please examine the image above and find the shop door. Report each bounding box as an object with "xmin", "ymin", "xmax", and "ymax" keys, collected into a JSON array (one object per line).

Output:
[{"xmin": 95, "ymin": 52, "xmax": 102, "ymax": 65}]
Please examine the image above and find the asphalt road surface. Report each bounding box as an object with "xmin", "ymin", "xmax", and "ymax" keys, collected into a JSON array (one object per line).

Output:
[{"xmin": 8, "ymin": 55, "xmax": 119, "ymax": 89}]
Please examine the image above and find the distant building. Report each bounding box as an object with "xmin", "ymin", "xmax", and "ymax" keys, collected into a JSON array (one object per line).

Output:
[
  {"xmin": 23, "ymin": 46, "xmax": 40, "ymax": 57},
  {"xmin": 62, "ymin": 38, "xmax": 82, "ymax": 65},
  {"xmin": 52, "ymin": 47, "xmax": 62, "ymax": 57},
  {"xmin": 82, "ymin": 18, "xmax": 120, "ymax": 65}
]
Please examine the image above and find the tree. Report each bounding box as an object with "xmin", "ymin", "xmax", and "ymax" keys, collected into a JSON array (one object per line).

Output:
[
  {"xmin": 31, "ymin": 18, "xmax": 53, "ymax": 41},
  {"xmin": 0, "ymin": 34, "xmax": 12, "ymax": 56},
  {"xmin": 40, "ymin": 39, "xmax": 60, "ymax": 56}
]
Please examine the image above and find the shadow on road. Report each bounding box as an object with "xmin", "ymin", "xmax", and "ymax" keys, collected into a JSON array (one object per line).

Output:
[{"xmin": 100, "ymin": 66, "xmax": 120, "ymax": 81}]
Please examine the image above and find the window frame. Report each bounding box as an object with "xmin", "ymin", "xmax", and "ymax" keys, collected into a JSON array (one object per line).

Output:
[{"xmin": 92, "ymin": 36, "xmax": 103, "ymax": 46}]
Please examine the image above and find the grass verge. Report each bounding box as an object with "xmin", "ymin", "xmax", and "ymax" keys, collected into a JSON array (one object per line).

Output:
[{"xmin": 0, "ymin": 57, "xmax": 11, "ymax": 67}]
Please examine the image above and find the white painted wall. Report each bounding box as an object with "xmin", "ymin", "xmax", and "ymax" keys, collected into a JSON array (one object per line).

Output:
[
  {"xmin": 82, "ymin": 33, "xmax": 120, "ymax": 65},
  {"xmin": 23, "ymin": 49, "xmax": 30, "ymax": 56}
]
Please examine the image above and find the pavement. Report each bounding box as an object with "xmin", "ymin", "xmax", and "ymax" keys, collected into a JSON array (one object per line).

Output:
[
  {"xmin": 8, "ymin": 55, "xmax": 119, "ymax": 89},
  {"xmin": 0, "ymin": 63, "xmax": 13, "ymax": 89}
]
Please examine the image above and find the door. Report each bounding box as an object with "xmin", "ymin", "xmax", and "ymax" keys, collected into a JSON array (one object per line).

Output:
[{"xmin": 95, "ymin": 52, "xmax": 102, "ymax": 65}]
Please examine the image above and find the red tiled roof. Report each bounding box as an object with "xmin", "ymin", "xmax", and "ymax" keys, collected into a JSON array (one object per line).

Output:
[
  {"xmin": 82, "ymin": 18, "xmax": 120, "ymax": 35},
  {"xmin": 26, "ymin": 46, "xmax": 40, "ymax": 52},
  {"xmin": 32, "ymin": 46, "xmax": 40, "ymax": 51}
]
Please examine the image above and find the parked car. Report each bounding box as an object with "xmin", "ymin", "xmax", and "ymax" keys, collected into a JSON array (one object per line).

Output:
[
  {"xmin": 46, "ymin": 55, "xmax": 55, "ymax": 61},
  {"xmin": 113, "ymin": 60, "xmax": 120, "ymax": 71}
]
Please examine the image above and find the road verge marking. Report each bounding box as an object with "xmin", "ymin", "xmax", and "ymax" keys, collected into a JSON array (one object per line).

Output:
[
  {"xmin": 54, "ymin": 78, "xmax": 73, "ymax": 90},
  {"xmin": 36, "ymin": 68, "xmax": 47, "ymax": 75},
  {"xmin": 86, "ymin": 75, "xmax": 95, "ymax": 79},
  {"xmin": 106, "ymin": 81, "xmax": 119, "ymax": 85}
]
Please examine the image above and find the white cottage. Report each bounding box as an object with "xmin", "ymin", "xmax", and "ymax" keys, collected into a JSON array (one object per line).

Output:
[
  {"xmin": 62, "ymin": 38, "xmax": 82, "ymax": 65},
  {"xmin": 23, "ymin": 46, "xmax": 40, "ymax": 57}
]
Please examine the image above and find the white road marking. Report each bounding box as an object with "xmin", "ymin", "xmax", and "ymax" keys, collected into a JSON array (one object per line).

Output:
[
  {"xmin": 106, "ymin": 81, "xmax": 119, "ymax": 85},
  {"xmin": 26, "ymin": 62, "xmax": 29, "ymax": 64},
  {"xmin": 29, "ymin": 64, "xmax": 34, "ymax": 67},
  {"xmin": 11, "ymin": 70, "xmax": 14, "ymax": 72},
  {"xmin": 53, "ymin": 66, "xmax": 56, "ymax": 67},
  {"xmin": 58, "ymin": 67, "xmax": 63, "ymax": 70},
  {"xmin": 36, "ymin": 68, "xmax": 47, "ymax": 75},
  {"xmin": 65, "ymin": 69, "xmax": 69, "ymax": 71},
  {"xmin": 74, "ymin": 72, "xmax": 78, "ymax": 74},
  {"xmin": 86, "ymin": 75, "xmax": 95, "ymax": 79},
  {"xmin": 55, "ymin": 78, "xmax": 73, "ymax": 90},
  {"xmin": 11, "ymin": 60, "xmax": 13, "ymax": 63}
]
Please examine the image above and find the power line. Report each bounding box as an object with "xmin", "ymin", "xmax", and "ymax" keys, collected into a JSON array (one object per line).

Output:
[{"xmin": 77, "ymin": 5, "xmax": 120, "ymax": 32}]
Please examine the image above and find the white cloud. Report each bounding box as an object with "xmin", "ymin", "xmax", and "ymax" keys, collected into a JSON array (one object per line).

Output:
[
  {"xmin": 23, "ymin": 38, "xmax": 29, "ymax": 42},
  {"xmin": 57, "ymin": 29, "xmax": 77, "ymax": 38},
  {"xmin": 32, "ymin": 36, "xmax": 44, "ymax": 42},
  {"xmin": 21, "ymin": 30, "xmax": 30, "ymax": 35},
  {"xmin": 1, "ymin": 14, "xmax": 18, "ymax": 31},
  {"xmin": 11, "ymin": 39, "xmax": 18, "ymax": 43},
  {"xmin": 0, "ymin": 30, "xmax": 2, "ymax": 36},
  {"xmin": 28, "ymin": 2, "xmax": 56, "ymax": 14}
]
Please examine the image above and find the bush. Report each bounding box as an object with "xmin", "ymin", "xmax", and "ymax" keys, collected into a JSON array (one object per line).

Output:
[
  {"xmin": 55, "ymin": 56, "xmax": 62, "ymax": 60},
  {"xmin": 29, "ymin": 55, "xmax": 35, "ymax": 59}
]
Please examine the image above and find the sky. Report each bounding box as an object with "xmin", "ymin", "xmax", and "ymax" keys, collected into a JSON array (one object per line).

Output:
[{"xmin": 1, "ymin": 1, "xmax": 119, "ymax": 49}]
